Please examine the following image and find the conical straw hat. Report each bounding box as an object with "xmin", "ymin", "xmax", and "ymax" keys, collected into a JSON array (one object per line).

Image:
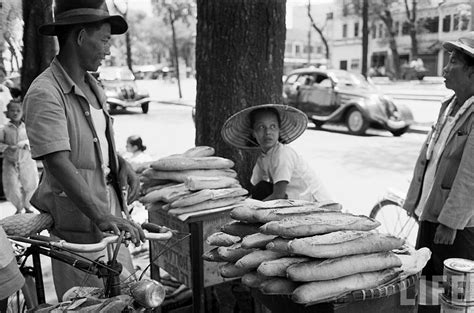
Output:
[{"xmin": 221, "ymin": 104, "xmax": 308, "ymax": 150}]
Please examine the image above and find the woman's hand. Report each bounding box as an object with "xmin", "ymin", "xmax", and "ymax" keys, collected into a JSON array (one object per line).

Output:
[
  {"xmin": 434, "ymin": 223, "xmax": 457, "ymax": 245},
  {"xmin": 118, "ymin": 155, "xmax": 140, "ymax": 204}
]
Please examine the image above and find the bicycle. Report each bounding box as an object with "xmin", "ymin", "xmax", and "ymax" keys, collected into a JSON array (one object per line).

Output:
[
  {"xmin": 369, "ymin": 188, "xmax": 419, "ymax": 247},
  {"xmin": 0, "ymin": 212, "xmax": 178, "ymax": 312}
]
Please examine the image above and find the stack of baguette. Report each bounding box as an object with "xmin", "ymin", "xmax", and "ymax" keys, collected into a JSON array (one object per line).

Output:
[
  {"xmin": 139, "ymin": 146, "xmax": 247, "ymax": 217},
  {"xmin": 204, "ymin": 199, "xmax": 415, "ymax": 304}
]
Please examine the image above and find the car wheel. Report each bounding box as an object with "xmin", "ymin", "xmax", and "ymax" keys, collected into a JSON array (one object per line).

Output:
[
  {"xmin": 390, "ymin": 126, "xmax": 409, "ymax": 137},
  {"xmin": 346, "ymin": 107, "xmax": 368, "ymax": 135},
  {"xmin": 311, "ymin": 119, "xmax": 324, "ymax": 129},
  {"xmin": 141, "ymin": 102, "xmax": 149, "ymax": 114}
]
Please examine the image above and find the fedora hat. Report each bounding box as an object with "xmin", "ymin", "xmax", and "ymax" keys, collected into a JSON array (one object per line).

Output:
[
  {"xmin": 221, "ymin": 104, "xmax": 308, "ymax": 150},
  {"xmin": 39, "ymin": 0, "xmax": 128, "ymax": 36},
  {"xmin": 443, "ymin": 31, "xmax": 474, "ymax": 58}
]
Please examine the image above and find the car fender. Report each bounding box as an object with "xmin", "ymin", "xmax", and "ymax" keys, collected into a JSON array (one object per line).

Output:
[{"xmin": 393, "ymin": 102, "xmax": 414, "ymax": 124}]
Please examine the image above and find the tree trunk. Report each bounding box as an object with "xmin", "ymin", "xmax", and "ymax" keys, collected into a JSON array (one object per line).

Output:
[
  {"xmin": 408, "ymin": 0, "xmax": 418, "ymax": 58},
  {"xmin": 195, "ymin": 0, "xmax": 286, "ymax": 190},
  {"xmin": 361, "ymin": 0, "xmax": 368, "ymax": 77},
  {"xmin": 21, "ymin": 0, "xmax": 56, "ymax": 97},
  {"xmin": 169, "ymin": 8, "xmax": 182, "ymax": 99},
  {"xmin": 380, "ymin": 10, "xmax": 400, "ymax": 79}
]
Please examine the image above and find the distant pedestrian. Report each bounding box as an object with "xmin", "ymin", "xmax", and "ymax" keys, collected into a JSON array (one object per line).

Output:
[
  {"xmin": 123, "ymin": 135, "xmax": 153, "ymax": 170},
  {"xmin": 0, "ymin": 100, "xmax": 38, "ymax": 214}
]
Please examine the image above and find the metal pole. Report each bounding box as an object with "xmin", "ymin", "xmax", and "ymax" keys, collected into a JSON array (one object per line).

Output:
[
  {"xmin": 362, "ymin": 0, "xmax": 369, "ymax": 77},
  {"xmin": 307, "ymin": 0, "xmax": 312, "ymax": 64}
]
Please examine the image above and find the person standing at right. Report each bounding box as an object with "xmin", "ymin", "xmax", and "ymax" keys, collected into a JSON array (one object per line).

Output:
[{"xmin": 404, "ymin": 33, "xmax": 474, "ymax": 313}]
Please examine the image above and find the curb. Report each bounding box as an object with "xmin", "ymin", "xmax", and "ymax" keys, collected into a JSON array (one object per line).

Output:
[
  {"xmin": 407, "ymin": 125, "xmax": 431, "ymax": 134},
  {"xmin": 156, "ymin": 100, "xmax": 194, "ymax": 107}
]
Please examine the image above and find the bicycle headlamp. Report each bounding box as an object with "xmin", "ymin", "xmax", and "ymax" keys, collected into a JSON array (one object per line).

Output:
[{"xmin": 130, "ymin": 279, "xmax": 166, "ymax": 308}]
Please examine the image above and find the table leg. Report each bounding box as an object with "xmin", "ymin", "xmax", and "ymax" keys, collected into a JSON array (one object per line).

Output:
[{"xmin": 189, "ymin": 221, "xmax": 205, "ymax": 313}]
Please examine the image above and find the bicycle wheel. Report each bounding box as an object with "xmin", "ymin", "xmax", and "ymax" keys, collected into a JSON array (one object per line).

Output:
[
  {"xmin": 369, "ymin": 199, "xmax": 419, "ymax": 247},
  {"xmin": 6, "ymin": 274, "xmax": 37, "ymax": 313}
]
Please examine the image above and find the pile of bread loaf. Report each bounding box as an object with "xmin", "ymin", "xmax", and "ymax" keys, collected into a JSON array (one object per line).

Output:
[
  {"xmin": 203, "ymin": 199, "xmax": 416, "ymax": 304},
  {"xmin": 139, "ymin": 146, "xmax": 247, "ymax": 216}
]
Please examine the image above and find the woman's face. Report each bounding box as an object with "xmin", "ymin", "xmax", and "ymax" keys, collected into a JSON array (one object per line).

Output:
[
  {"xmin": 443, "ymin": 51, "xmax": 472, "ymax": 91},
  {"xmin": 252, "ymin": 111, "xmax": 280, "ymax": 153}
]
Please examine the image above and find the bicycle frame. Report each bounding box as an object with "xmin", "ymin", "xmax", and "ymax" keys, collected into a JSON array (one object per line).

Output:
[{"xmin": 11, "ymin": 236, "xmax": 123, "ymax": 306}]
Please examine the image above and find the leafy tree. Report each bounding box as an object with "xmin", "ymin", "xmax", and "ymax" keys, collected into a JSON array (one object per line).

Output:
[
  {"xmin": 111, "ymin": 0, "xmax": 133, "ymax": 71},
  {"xmin": 151, "ymin": 0, "xmax": 196, "ymax": 98},
  {"xmin": 1, "ymin": 0, "xmax": 22, "ymax": 72},
  {"xmin": 195, "ymin": 0, "xmax": 286, "ymax": 193}
]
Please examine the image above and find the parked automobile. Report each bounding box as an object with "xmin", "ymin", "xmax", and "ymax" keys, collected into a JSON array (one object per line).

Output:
[
  {"xmin": 282, "ymin": 68, "xmax": 414, "ymax": 136},
  {"xmin": 98, "ymin": 66, "xmax": 151, "ymax": 113}
]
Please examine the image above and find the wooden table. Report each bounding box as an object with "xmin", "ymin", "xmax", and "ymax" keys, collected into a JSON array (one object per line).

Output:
[{"xmin": 148, "ymin": 203, "xmax": 235, "ymax": 313}]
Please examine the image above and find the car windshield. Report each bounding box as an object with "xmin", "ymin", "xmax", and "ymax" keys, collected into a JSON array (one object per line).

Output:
[
  {"xmin": 329, "ymin": 70, "xmax": 373, "ymax": 88},
  {"xmin": 99, "ymin": 67, "xmax": 135, "ymax": 81}
]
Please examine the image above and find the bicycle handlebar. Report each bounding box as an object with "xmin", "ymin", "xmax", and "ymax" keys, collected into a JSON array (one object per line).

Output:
[{"xmin": 9, "ymin": 222, "xmax": 174, "ymax": 253}]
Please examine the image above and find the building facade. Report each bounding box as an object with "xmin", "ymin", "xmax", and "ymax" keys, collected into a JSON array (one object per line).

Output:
[{"xmin": 326, "ymin": 0, "xmax": 472, "ymax": 76}]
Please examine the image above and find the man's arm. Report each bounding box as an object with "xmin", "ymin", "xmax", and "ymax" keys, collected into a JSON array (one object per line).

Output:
[
  {"xmin": 117, "ymin": 154, "xmax": 140, "ymax": 204},
  {"xmin": 44, "ymin": 150, "xmax": 144, "ymax": 244},
  {"xmin": 264, "ymin": 181, "xmax": 289, "ymax": 201}
]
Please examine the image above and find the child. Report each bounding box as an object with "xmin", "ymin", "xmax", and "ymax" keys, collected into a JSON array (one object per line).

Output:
[
  {"xmin": 0, "ymin": 100, "xmax": 39, "ymax": 214},
  {"xmin": 123, "ymin": 135, "xmax": 153, "ymax": 170},
  {"xmin": 221, "ymin": 104, "xmax": 333, "ymax": 202}
]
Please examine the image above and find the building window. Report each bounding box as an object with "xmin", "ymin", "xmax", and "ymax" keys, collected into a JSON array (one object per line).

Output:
[
  {"xmin": 303, "ymin": 45, "xmax": 314, "ymax": 53},
  {"xmin": 424, "ymin": 16, "xmax": 439, "ymax": 33},
  {"xmin": 295, "ymin": 44, "xmax": 301, "ymax": 54},
  {"xmin": 354, "ymin": 22, "xmax": 359, "ymax": 37},
  {"xmin": 342, "ymin": 24, "xmax": 347, "ymax": 38},
  {"xmin": 453, "ymin": 13, "xmax": 459, "ymax": 30},
  {"xmin": 371, "ymin": 24, "xmax": 376, "ymax": 39},
  {"xmin": 402, "ymin": 21, "xmax": 410, "ymax": 35},
  {"xmin": 340, "ymin": 60, "xmax": 348, "ymax": 70},
  {"xmin": 461, "ymin": 14, "xmax": 470, "ymax": 30},
  {"xmin": 351, "ymin": 59, "xmax": 360, "ymax": 70},
  {"xmin": 285, "ymin": 43, "xmax": 293, "ymax": 54},
  {"xmin": 394, "ymin": 21, "xmax": 400, "ymax": 36},
  {"xmin": 378, "ymin": 24, "xmax": 383, "ymax": 38},
  {"xmin": 317, "ymin": 46, "xmax": 322, "ymax": 54},
  {"xmin": 442, "ymin": 15, "xmax": 451, "ymax": 32}
]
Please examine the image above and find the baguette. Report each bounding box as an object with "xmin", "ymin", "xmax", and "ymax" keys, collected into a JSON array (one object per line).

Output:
[
  {"xmin": 202, "ymin": 248, "xmax": 226, "ymax": 262},
  {"xmin": 241, "ymin": 272, "xmax": 271, "ymax": 288},
  {"xmin": 288, "ymin": 233, "xmax": 405, "ymax": 258},
  {"xmin": 142, "ymin": 168, "xmax": 237, "ymax": 182},
  {"xmin": 230, "ymin": 205, "xmax": 259, "ymax": 223},
  {"xmin": 151, "ymin": 156, "xmax": 234, "ymax": 171},
  {"xmin": 139, "ymin": 183, "xmax": 190, "ymax": 204},
  {"xmin": 221, "ymin": 222, "xmax": 262, "ymax": 237},
  {"xmin": 167, "ymin": 196, "xmax": 245, "ymax": 216},
  {"xmin": 257, "ymin": 257, "xmax": 310, "ymax": 277},
  {"xmin": 219, "ymin": 263, "xmax": 251, "ymax": 278},
  {"xmin": 292, "ymin": 268, "xmax": 401, "ymax": 304},
  {"xmin": 170, "ymin": 187, "xmax": 248, "ymax": 208},
  {"xmin": 288, "ymin": 230, "xmax": 370, "ymax": 246},
  {"xmin": 260, "ymin": 278, "xmax": 299, "ymax": 295},
  {"xmin": 182, "ymin": 146, "xmax": 215, "ymax": 158},
  {"xmin": 235, "ymin": 250, "xmax": 288, "ymax": 269},
  {"xmin": 260, "ymin": 212, "xmax": 380, "ymax": 237},
  {"xmin": 254, "ymin": 206, "xmax": 340, "ymax": 223},
  {"xmin": 265, "ymin": 238, "xmax": 291, "ymax": 253},
  {"xmin": 241, "ymin": 233, "xmax": 277, "ymax": 249},
  {"xmin": 206, "ymin": 232, "xmax": 241, "ymax": 246},
  {"xmin": 287, "ymin": 251, "xmax": 402, "ymax": 281},
  {"xmin": 217, "ymin": 243, "xmax": 256, "ymax": 262},
  {"xmin": 184, "ymin": 176, "xmax": 240, "ymax": 191}
]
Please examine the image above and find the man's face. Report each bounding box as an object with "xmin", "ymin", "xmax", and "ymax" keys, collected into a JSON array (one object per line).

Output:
[
  {"xmin": 443, "ymin": 51, "xmax": 472, "ymax": 91},
  {"xmin": 80, "ymin": 23, "xmax": 112, "ymax": 72}
]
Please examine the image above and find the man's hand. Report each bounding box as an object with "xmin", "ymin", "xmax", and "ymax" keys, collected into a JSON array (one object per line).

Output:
[
  {"xmin": 434, "ymin": 223, "xmax": 457, "ymax": 245},
  {"xmin": 96, "ymin": 214, "xmax": 145, "ymax": 246},
  {"xmin": 118, "ymin": 155, "xmax": 140, "ymax": 204}
]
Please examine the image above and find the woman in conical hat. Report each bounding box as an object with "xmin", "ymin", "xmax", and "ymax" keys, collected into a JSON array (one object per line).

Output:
[{"xmin": 222, "ymin": 104, "xmax": 333, "ymax": 202}]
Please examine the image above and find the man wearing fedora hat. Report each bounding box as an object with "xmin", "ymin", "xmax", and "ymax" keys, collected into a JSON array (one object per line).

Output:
[
  {"xmin": 22, "ymin": 0, "xmax": 144, "ymax": 300},
  {"xmin": 404, "ymin": 33, "xmax": 474, "ymax": 312}
]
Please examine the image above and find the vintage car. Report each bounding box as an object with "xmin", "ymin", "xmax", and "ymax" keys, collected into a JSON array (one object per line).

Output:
[
  {"xmin": 98, "ymin": 66, "xmax": 151, "ymax": 113},
  {"xmin": 282, "ymin": 68, "xmax": 414, "ymax": 136}
]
